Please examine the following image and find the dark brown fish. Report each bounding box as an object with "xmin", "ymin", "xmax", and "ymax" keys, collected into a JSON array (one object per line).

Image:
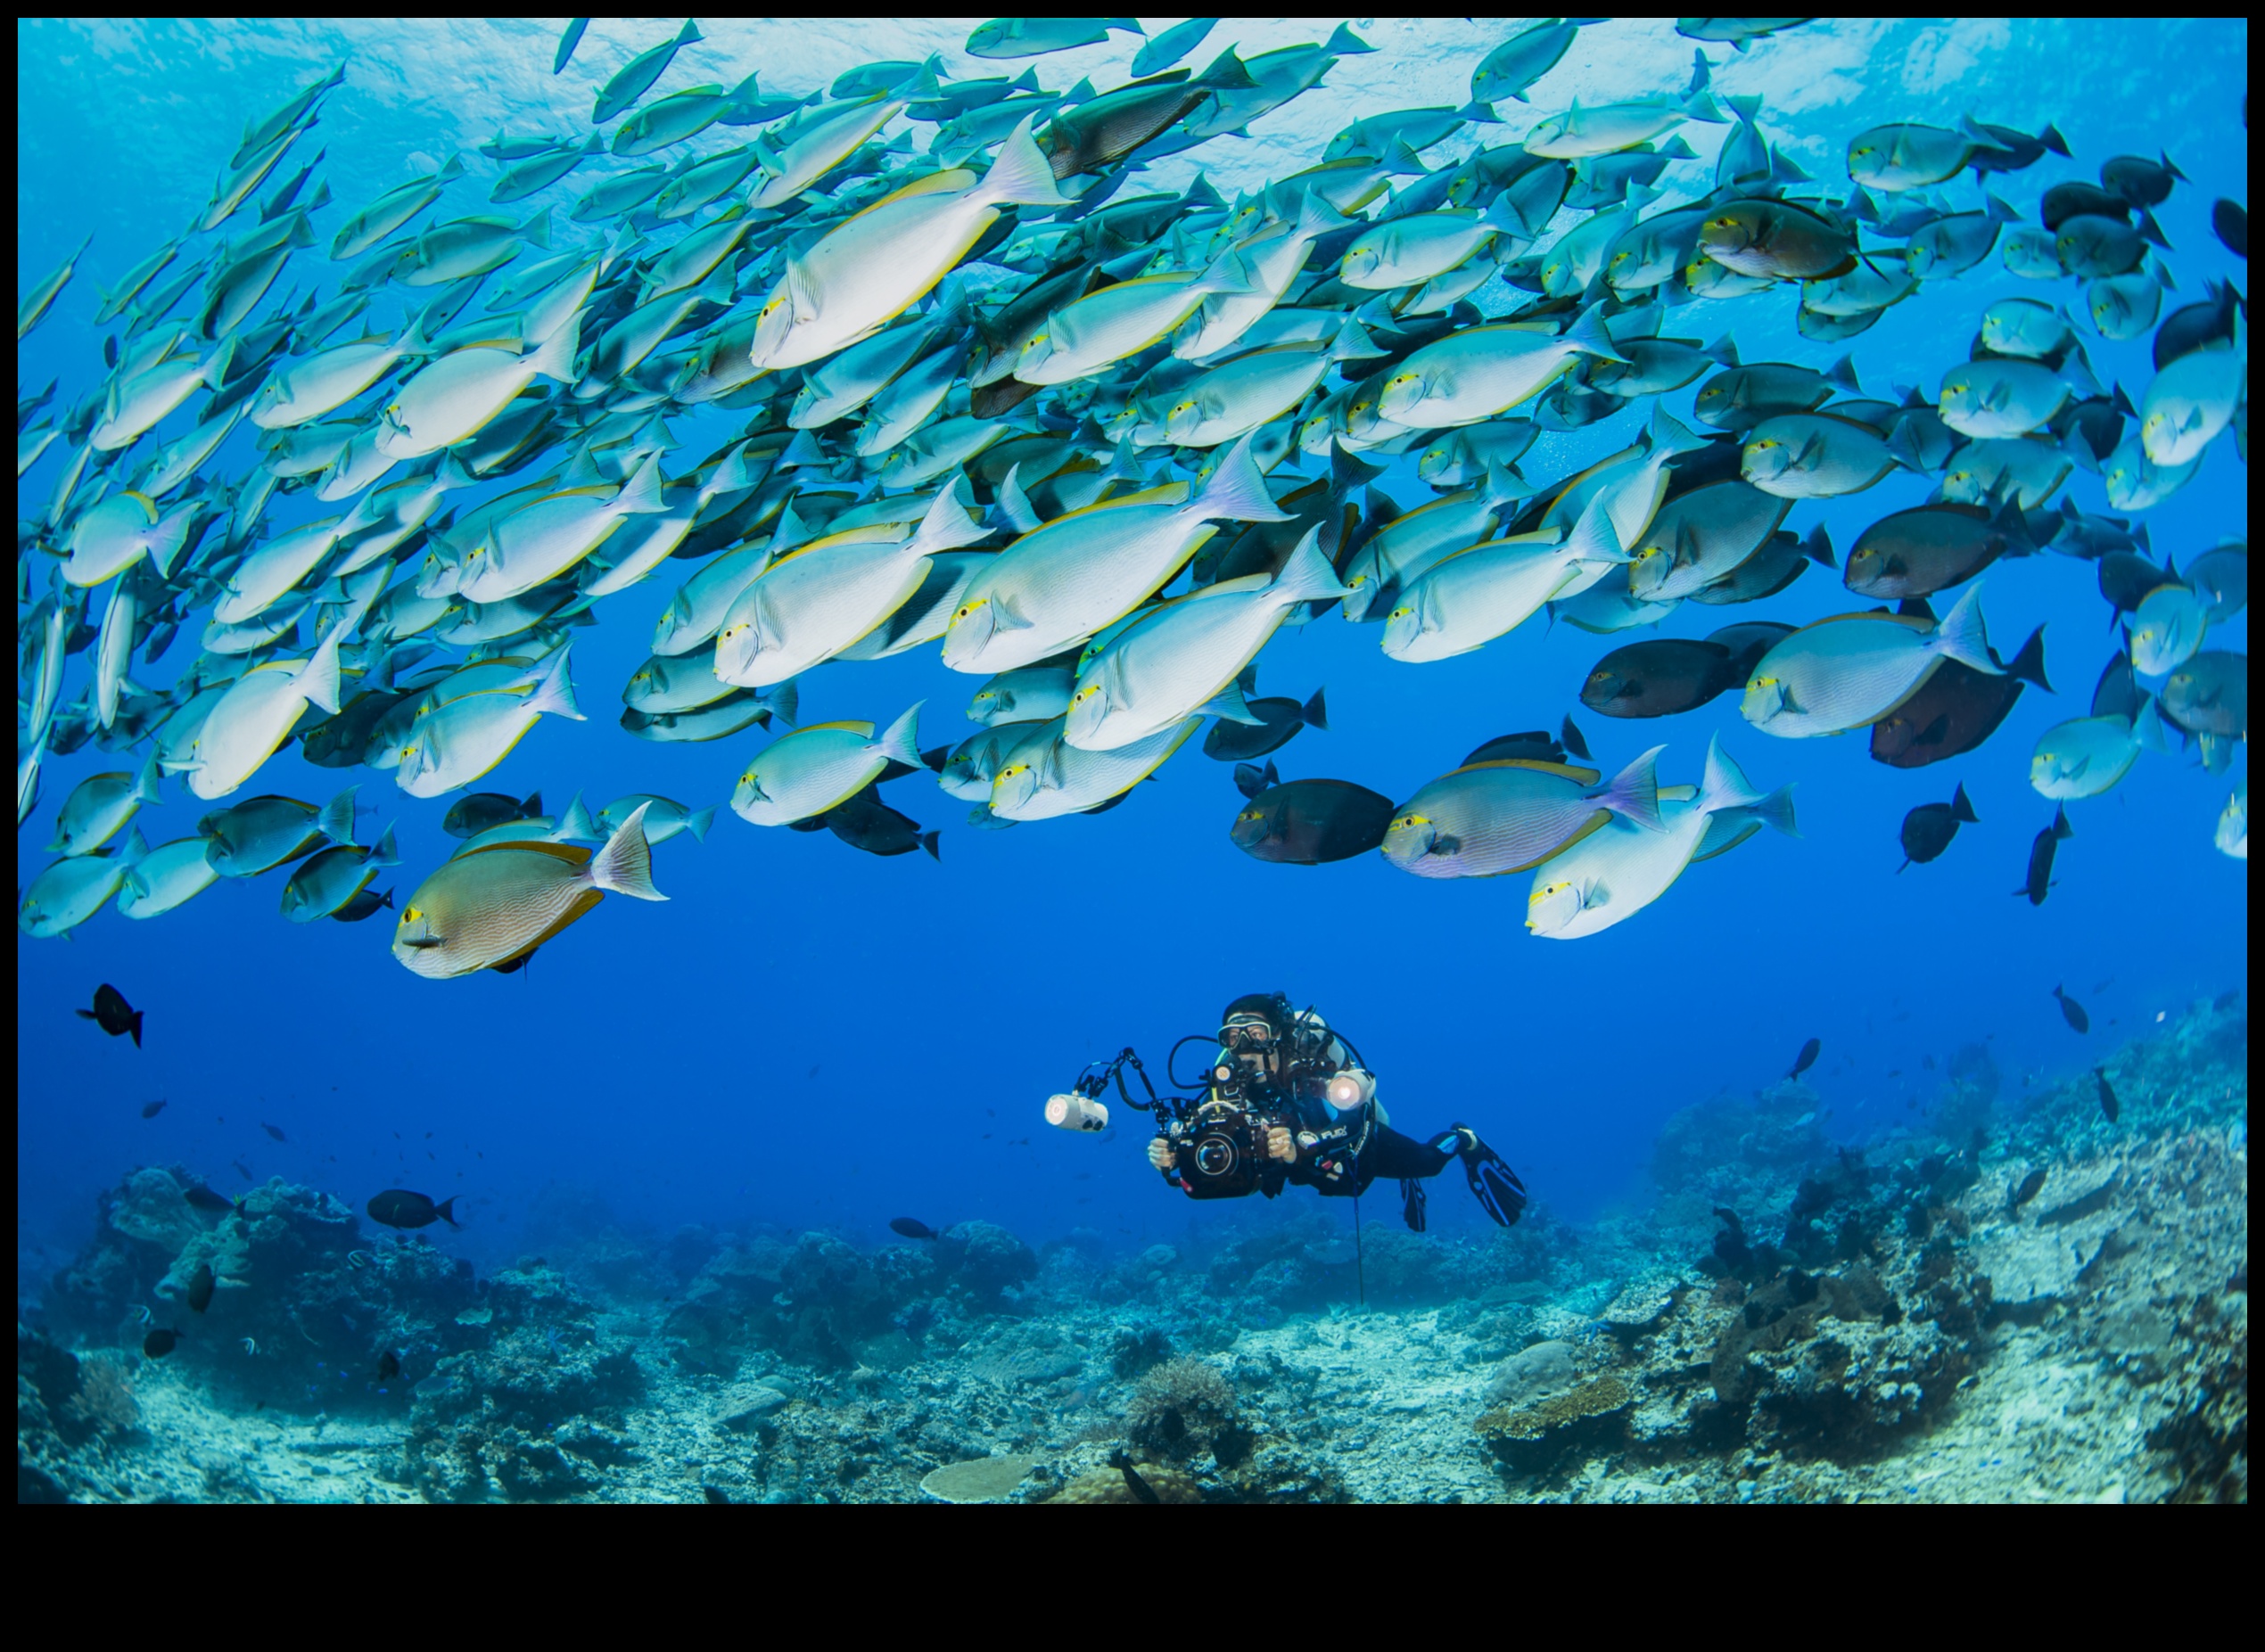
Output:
[
  {"xmin": 2016, "ymin": 806, "xmax": 2073, "ymax": 906},
  {"xmin": 1230, "ymin": 778, "xmax": 1394, "ymax": 865},
  {"xmin": 2097, "ymin": 551, "xmax": 2182, "ymax": 614},
  {"xmin": 1871, "ymin": 624, "xmax": 2048, "ymax": 768},
  {"xmin": 367, "ymin": 1188, "xmax": 458, "ymax": 1229},
  {"xmin": 1698, "ymin": 196, "xmax": 1857, "ymax": 279},
  {"xmin": 1788, "ymin": 1037, "xmax": 1821, "ymax": 1080},
  {"xmin": 77, "ymin": 983, "xmax": 143, "ymax": 1048},
  {"xmin": 1581, "ymin": 637, "xmax": 1742, "ymax": 718},
  {"xmin": 1202, "ymin": 687, "xmax": 1327, "ymax": 761},
  {"xmin": 333, "ymin": 885, "xmax": 395, "ymax": 922},
  {"xmin": 1898, "ymin": 783, "xmax": 1977, "ymax": 870},
  {"xmin": 1232, "ymin": 760, "xmax": 1279, "ymax": 801},
  {"xmin": 2155, "ymin": 280, "xmax": 2242, "ymax": 370},
  {"xmin": 1559, "ymin": 715, "xmax": 1590, "ymax": 760},
  {"xmin": 185, "ymin": 1262, "xmax": 216, "ymax": 1313},
  {"xmin": 1844, "ymin": 501, "xmax": 2027, "ymax": 600},
  {"xmin": 2094, "ymin": 1068, "xmax": 2120, "ymax": 1122},
  {"xmin": 442, "ymin": 790, "xmax": 544, "ymax": 839},
  {"xmin": 824, "ymin": 787, "xmax": 938, "ymax": 859},
  {"xmin": 1462, "ymin": 730, "xmax": 1565, "ymax": 765},
  {"xmin": 377, "ymin": 1350, "xmax": 401, "ymax": 1379},
  {"xmin": 2211, "ymin": 199, "xmax": 2246, "ymax": 259},
  {"xmin": 301, "ymin": 690, "xmax": 408, "ymax": 768},
  {"xmin": 2052, "ymin": 983, "xmax": 2090, "ymax": 1033},
  {"xmin": 2101, "ymin": 152, "xmax": 2186, "ymax": 208},
  {"xmin": 2008, "ymin": 1167, "xmax": 2047, "ymax": 1211},
  {"xmin": 1970, "ymin": 121, "xmax": 2070, "ymax": 179},
  {"xmin": 144, "ymin": 1327, "xmax": 181, "ymax": 1358},
  {"xmin": 890, "ymin": 1217, "xmax": 940, "ymax": 1239},
  {"xmin": 1039, "ymin": 51, "xmax": 1256, "ymax": 179},
  {"xmin": 260, "ymin": 1122, "xmax": 289, "ymax": 1143},
  {"xmin": 2041, "ymin": 180, "xmax": 2129, "ymax": 231},
  {"xmin": 1688, "ymin": 523, "xmax": 1835, "ymax": 604},
  {"xmin": 141, "ymin": 1099, "xmax": 168, "ymax": 1119}
]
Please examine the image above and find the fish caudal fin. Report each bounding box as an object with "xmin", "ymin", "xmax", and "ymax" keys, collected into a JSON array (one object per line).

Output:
[
  {"xmin": 868, "ymin": 702, "xmax": 924, "ymax": 768},
  {"xmin": 685, "ymin": 804, "xmax": 716, "ymax": 842},
  {"xmin": 1750, "ymin": 783, "xmax": 1800, "ymax": 837},
  {"xmin": 588, "ymin": 801, "xmax": 667, "ymax": 901},
  {"xmin": 299, "ymin": 620, "xmax": 352, "ymax": 717},
  {"xmin": 1950, "ymin": 782, "xmax": 1979, "ymax": 825},
  {"xmin": 1696, "ymin": 733, "xmax": 1767, "ymax": 817},
  {"xmin": 1269, "ymin": 526, "xmax": 1354, "ymax": 605},
  {"xmin": 556, "ymin": 791, "xmax": 599, "ymax": 842},
  {"xmin": 1301, "ymin": 686, "xmax": 1329, "ymax": 731},
  {"xmin": 526, "ymin": 645, "xmax": 587, "ymax": 721},
  {"xmin": 1191, "ymin": 433, "xmax": 1293, "ymax": 524},
  {"xmin": 318, "ymin": 784, "xmax": 361, "ymax": 846},
  {"xmin": 909, "ymin": 479, "xmax": 986, "ymax": 555},
  {"xmin": 1198, "ymin": 677, "xmax": 1265, "ymax": 725},
  {"xmin": 1598, "ymin": 744, "xmax": 1667, "ymax": 832},
  {"xmin": 978, "ymin": 119, "xmax": 1070, "ymax": 210},
  {"xmin": 1931, "ymin": 584, "xmax": 1999, "ymax": 674}
]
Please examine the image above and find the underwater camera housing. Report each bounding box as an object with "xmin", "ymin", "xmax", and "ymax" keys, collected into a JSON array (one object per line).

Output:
[{"xmin": 1174, "ymin": 1098, "xmax": 1283, "ymax": 1199}]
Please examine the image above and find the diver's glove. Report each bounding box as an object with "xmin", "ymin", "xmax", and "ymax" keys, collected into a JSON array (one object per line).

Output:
[
  {"xmin": 1147, "ymin": 1136, "xmax": 1174, "ymax": 1172},
  {"xmin": 1452, "ymin": 1125, "xmax": 1528, "ymax": 1228}
]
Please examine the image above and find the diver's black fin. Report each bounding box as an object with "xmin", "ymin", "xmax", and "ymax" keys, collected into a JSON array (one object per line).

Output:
[
  {"xmin": 1453, "ymin": 1125, "xmax": 1528, "ymax": 1228},
  {"xmin": 1400, "ymin": 1177, "xmax": 1428, "ymax": 1233}
]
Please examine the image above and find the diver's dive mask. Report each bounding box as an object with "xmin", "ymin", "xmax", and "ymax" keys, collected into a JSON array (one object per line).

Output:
[{"xmin": 1220, "ymin": 1015, "xmax": 1278, "ymax": 1055}]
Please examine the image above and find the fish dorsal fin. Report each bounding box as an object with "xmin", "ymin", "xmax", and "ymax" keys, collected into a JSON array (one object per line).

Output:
[
  {"xmin": 1802, "ymin": 609, "xmax": 1933, "ymax": 634},
  {"xmin": 841, "ymin": 163, "xmax": 975, "ymax": 226},
  {"xmin": 1448, "ymin": 757, "xmax": 1601, "ymax": 784},
  {"xmin": 798, "ymin": 719, "xmax": 877, "ymax": 737},
  {"xmin": 1024, "ymin": 480, "xmax": 1188, "ymax": 534},
  {"xmin": 464, "ymin": 838, "xmax": 590, "ymax": 867}
]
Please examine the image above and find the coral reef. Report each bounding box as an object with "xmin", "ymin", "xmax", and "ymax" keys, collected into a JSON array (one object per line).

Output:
[{"xmin": 15, "ymin": 996, "xmax": 2246, "ymax": 1503}]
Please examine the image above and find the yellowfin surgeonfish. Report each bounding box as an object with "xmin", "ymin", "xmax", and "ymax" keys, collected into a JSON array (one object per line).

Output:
[{"xmin": 392, "ymin": 804, "xmax": 665, "ymax": 979}]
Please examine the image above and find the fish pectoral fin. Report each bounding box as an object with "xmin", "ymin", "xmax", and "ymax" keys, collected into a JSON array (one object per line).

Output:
[
  {"xmin": 991, "ymin": 591, "xmax": 1034, "ymax": 632},
  {"xmin": 402, "ymin": 933, "xmax": 445, "ymax": 949},
  {"xmin": 1429, "ymin": 833, "xmax": 1461, "ymax": 856}
]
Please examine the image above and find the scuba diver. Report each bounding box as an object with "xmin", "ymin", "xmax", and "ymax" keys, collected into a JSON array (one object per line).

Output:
[{"xmin": 1130, "ymin": 992, "xmax": 1528, "ymax": 1231}]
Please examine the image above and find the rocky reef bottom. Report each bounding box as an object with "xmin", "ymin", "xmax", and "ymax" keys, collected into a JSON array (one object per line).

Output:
[{"xmin": 19, "ymin": 997, "xmax": 2247, "ymax": 1505}]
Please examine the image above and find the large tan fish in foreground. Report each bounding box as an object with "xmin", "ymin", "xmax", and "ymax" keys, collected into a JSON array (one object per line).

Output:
[{"xmin": 391, "ymin": 802, "xmax": 664, "ymax": 977}]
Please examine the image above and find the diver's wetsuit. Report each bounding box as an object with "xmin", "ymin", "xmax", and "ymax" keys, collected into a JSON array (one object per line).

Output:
[{"xmin": 1158, "ymin": 999, "xmax": 1527, "ymax": 1229}]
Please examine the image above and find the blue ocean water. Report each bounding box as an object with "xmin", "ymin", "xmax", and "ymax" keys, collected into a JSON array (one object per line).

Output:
[{"xmin": 15, "ymin": 19, "xmax": 2247, "ymax": 1504}]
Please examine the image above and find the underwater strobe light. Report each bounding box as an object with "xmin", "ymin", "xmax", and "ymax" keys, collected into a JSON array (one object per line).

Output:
[
  {"xmin": 1045, "ymin": 1093, "xmax": 1109, "ymax": 1132},
  {"xmin": 1324, "ymin": 1069, "xmax": 1375, "ymax": 1115}
]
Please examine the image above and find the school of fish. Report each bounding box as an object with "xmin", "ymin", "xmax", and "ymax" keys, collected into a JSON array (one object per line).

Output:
[{"xmin": 16, "ymin": 18, "xmax": 2250, "ymax": 971}]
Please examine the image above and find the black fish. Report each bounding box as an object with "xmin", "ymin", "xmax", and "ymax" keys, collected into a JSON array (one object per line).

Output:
[
  {"xmin": 1462, "ymin": 729, "xmax": 1564, "ymax": 765},
  {"xmin": 2017, "ymin": 807, "xmax": 2073, "ymax": 905},
  {"xmin": 182, "ymin": 1181, "xmax": 239, "ymax": 1214},
  {"xmin": 1844, "ymin": 500, "xmax": 2029, "ymax": 600},
  {"xmin": 143, "ymin": 1327, "xmax": 181, "ymax": 1358},
  {"xmin": 232, "ymin": 1159, "xmax": 254, "ymax": 1180},
  {"xmin": 1039, "ymin": 52, "xmax": 1256, "ymax": 179},
  {"xmin": 442, "ymin": 790, "xmax": 543, "ymax": 839},
  {"xmin": 2040, "ymin": 179, "xmax": 2130, "ymax": 231},
  {"xmin": 2094, "ymin": 1068, "xmax": 2121, "ymax": 1123},
  {"xmin": 2097, "ymin": 551, "xmax": 2182, "ymax": 615},
  {"xmin": 1559, "ymin": 714, "xmax": 1591, "ymax": 760},
  {"xmin": 2051, "ymin": 983, "xmax": 2090, "ymax": 1033},
  {"xmin": 2155, "ymin": 280, "xmax": 2242, "ymax": 371},
  {"xmin": 824, "ymin": 786, "xmax": 938, "ymax": 859},
  {"xmin": 260, "ymin": 1122, "xmax": 289, "ymax": 1143},
  {"xmin": 2100, "ymin": 151, "xmax": 2185, "ymax": 208},
  {"xmin": 1580, "ymin": 637, "xmax": 1743, "ymax": 719},
  {"xmin": 367, "ymin": 1189, "xmax": 459, "ymax": 1229},
  {"xmin": 2009, "ymin": 1167, "xmax": 2047, "ymax": 1212},
  {"xmin": 703, "ymin": 1485, "xmax": 732, "ymax": 1505},
  {"xmin": 333, "ymin": 885, "xmax": 395, "ymax": 923},
  {"xmin": 1108, "ymin": 1449, "xmax": 1162, "ymax": 1505},
  {"xmin": 377, "ymin": 1350, "xmax": 401, "ymax": 1380},
  {"xmin": 889, "ymin": 1217, "xmax": 941, "ymax": 1240},
  {"xmin": 1688, "ymin": 522, "xmax": 1835, "ymax": 603},
  {"xmin": 1229, "ymin": 778, "xmax": 1395, "ymax": 866},
  {"xmin": 76, "ymin": 983, "xmax": 143, "ymax": 1048},
  {"xmin": 1788, "ymin": 1037, "xmax": 1821, "ymax": 1080},
  {"xmin": 1898, "ymin": 783, "xmax": 1978, "ymax": 870},
  {"xmin": 141, "ymin": 1100, "xmax": 168, "ymax": 1119},
  {"xmin": 1232, "ymin": 760, "xmax": 1279, "ymax": 801},
  {"xmin": 1871, "ymin": 625, "xmax": 2049, "ymax": 768},
  {"xmin": 2211, "ymin": 198, "xmax": 2246, "ymax": 259},
  {"xmin": 1201, "ymin": 686, "xmax": 1327, "ymax": 761},
  {"xmin": 185, "ymin": 1263, "xmax": 216, "ymax": 1314}
]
